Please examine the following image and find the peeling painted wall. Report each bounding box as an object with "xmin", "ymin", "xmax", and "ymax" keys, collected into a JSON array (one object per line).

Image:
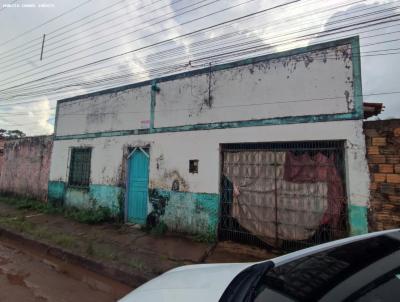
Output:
[
  {"xmin": 49, "ymin": 38, "xmax": 369, "ymax": 238},
  {"xmin": 0, "ymin": 136, "xmax": 53, "ymax": 201},
  {"xmin": 55, "ymin": 39, "xmax": 361, "ymax": 138},
  {"xmin": 149, "ymin": 189, "xmax": 219, "ymax": 237},
  {"xmin": 56, "ymin": 86, "xmax": 150, "ymax": 137},
  {"xmin": 155, "ymin": 44, "xmax": 354, "ymax": 128},
  {"xmin": 49, "ymin": 120, "xmax": 369, "ymax": 237}
]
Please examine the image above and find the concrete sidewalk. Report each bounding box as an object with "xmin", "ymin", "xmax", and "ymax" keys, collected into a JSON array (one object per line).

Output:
[{"xmin": 0, "ymin": 200, "xmax": 275, "ymax": 287}]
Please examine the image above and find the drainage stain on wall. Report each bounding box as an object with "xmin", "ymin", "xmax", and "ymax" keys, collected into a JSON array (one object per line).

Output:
[{"xmin": 149, "ymin": 188, "xmax": 219, "ymax": 239}]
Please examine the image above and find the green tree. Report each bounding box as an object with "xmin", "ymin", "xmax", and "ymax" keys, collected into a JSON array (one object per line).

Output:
[{"xmin": 0, "ymin": 129, "xmax": 26, "ymax": 138}]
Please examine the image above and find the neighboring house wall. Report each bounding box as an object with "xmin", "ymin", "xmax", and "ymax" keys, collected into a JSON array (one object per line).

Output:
[
  {"xmin": 364, "ymin": 119, "xmax": 400, "ymax": 231},
  {"xmin": 0, "ymin": 138, "xmax": 5, "ymax": 175},
  {"xmin": 0, "ymin": 136, "xmax": 53, "ymax": 201},
  {"xmin": 49, "ymin": 37, "xmax": 369, "ymax": 238}
]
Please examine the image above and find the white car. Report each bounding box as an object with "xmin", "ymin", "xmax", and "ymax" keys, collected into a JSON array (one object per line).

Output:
[{"xmin": 120, "ymin": 229, "xmax": 400, "ymax": 302}]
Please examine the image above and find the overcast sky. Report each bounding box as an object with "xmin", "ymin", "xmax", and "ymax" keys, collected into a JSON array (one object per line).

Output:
[{"xmin": 0, "ymin": 0, "xmax": 399, "ymax": 135}]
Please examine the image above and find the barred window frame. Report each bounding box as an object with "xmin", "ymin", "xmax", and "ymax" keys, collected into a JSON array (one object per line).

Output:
[{"xmin": 68, "ymin": 147, "xmax": 92, "ymax": 188}]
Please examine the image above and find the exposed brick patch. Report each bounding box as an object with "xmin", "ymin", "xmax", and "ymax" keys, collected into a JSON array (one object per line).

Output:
[
  {"xmin": 386, "ymin": 155, "xmax": 400, "ymax": 164},
  {"xmin": 372, "ymin": 137, "xmax": 386, "ymax": 146},
  {"xmin": 368, "ymin": 155, "xmax": 386, "ymax": 164},
  {"xmin": 379, "ymin": 164, "xmax": 394, "ymax": 174},
  {"xmin": 380, "ymin": 183, "xmax": 396, "ymax": 195},
  {"xmin": 369, "ymin": 182, "xmax": 378, "ymax": 190},
  {"xmin": 373, "ymin": 173, "xmax": 386, "ymax": 183},
  {"xmin": 364, "ymin": 119, "xmax": 400, "ymax": 231},
  {"xmin": 367, "ymin": 146, "xmax": 380, "ymax": 155},
  {"xmin": 387, "ymin": 174, "xmax": 400, "ymax": 184},
  {"xmin": 388, "ymin": 195, "xmax": 400, "ymax": 203}
]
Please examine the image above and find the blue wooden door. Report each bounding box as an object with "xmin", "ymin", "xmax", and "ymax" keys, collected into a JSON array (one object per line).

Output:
[{"xmin": 127, "ymin": 148, "xmax": 149, "ymax": 224}]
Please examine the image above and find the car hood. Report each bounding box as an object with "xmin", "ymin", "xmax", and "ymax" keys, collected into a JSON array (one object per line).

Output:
[
  {"xmin": 119, "ymin": 229, "xmax": 400, "ymax": 302},
  {"xmin": 118, "ymin": 262, "xmax": 256, "ymax": 302}
]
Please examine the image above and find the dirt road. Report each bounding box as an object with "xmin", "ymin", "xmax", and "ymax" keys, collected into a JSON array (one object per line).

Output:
[{"xmin": 0, "ymin": 239, "xmax": 132, "ymax": 302}]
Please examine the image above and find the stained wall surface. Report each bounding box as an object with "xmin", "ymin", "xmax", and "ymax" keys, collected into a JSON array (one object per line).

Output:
[
  {"xmin": 49, "ymin": 37, "xmax": 368, "ymax": 238},
  {"xmin": 0, "ymin": 136, "xmax": 53, "ymax": 201}
]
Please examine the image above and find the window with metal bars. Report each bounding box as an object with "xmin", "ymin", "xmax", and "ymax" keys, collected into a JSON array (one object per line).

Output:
[{"xmin": 68, "ymin": 148, "xmax": 91, "ymax": 187}]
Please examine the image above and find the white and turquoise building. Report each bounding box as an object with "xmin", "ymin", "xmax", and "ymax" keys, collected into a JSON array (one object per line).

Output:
[{"xmin": 48, "ymin": 37, "xmax": 370, "ymax": 241}]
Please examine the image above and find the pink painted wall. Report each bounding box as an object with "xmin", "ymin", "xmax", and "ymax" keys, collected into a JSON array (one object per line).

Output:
[
  {"xmin": 0, "ymin": 136, "xmax": 53, "ymax": 201},
  {"xmin": 0, "ymin": 138, "xmax": 5, "ymax": 176}
]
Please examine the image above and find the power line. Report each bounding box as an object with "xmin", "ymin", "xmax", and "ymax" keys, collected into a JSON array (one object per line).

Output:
[
  {"xmin": 7, "ymin": 0, "xmax": 393, "ymax": 91},
  {"xmin": 0, "ymin": 0, "xmax": 366, "ymax": 65},
  {"xmin": 0, "ymin": 0, "xmax": 214, "ymax": 72},
  {"xmin": 0, "ymin": 0, "xmax": 258, "ymax": 85},
  {"xmin": 0, "ymin": 0, "xmax": 129, "ymax": 59},
  {"xmin": 5, "ymin": 41, "xmax": 400, "ymax": 104},
  {"xmin": 0, "ymin": 0, "xmax": 379, "ymax": 94},
  {"xmin": 0, "ymin": 0, "xmax": 168, "ymax": 65},
  {"xmin": 0, "ymin": 0, "xmax": 365, "ymax": 80},
  {"xmin": 0, "ymin": 0, "xmax": 93, "ymax": 48},
  {"xmin": 2, "ymin": 0, "xmax": 370, "ymax": 73},
  {"xmin": 44, "ymin": 0, "xmax": 179, "ymax": 42},
  {"xmin": 2, "ymin": 0, "xmax": 394, "ymax": 89},
  {"xmin": 0, "ymin": 0, "xmax": 324, "ymax": 68},
  {"xmin": 2, "ymin": 0, "xmax": 400, "ymax": 104},
  {"xmin": 3, "ymin": 34, "xmax": 400, "ymax": 107},
  {"xmin": 0, "ymin": 0, "xmax": 322, "ymax": 67},
  {"xmin": 0, "ymin": 90, "xmax": 398, "ymax": 122},
  {"xmin": 1, "ymin": 4, "xmax": 399, "ymax": 99}
]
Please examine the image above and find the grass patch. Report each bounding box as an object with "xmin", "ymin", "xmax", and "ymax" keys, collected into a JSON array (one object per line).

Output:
[
  {"xmin": 0, "ymin": 196, "xmax": 62, "ymax": 214},
  {"xmin": 193, "ymin": 232, "xmax": 216, "ymax": 243},
  {"xmin": 84, "ymin": 241, "xmax": 146, "ymax": 270},
  {"xmin": 126, "ymin": 259, "xmax": 146, "ymax": 271},
  {"xmin": 0, "ymin": 215, "xmax": 33, "ymax": 233},
  {"xmin": 88, "ymin": 243, "xmax": 118, "ymax": 261},
  {"xmin": 0, "ymin": 198, "xmax": 151, "ymax": 273},
  {"xmin": 150, "ymin": 221, "xmax": 168, "ymax": 236},
  {"xmin": 0, "ymin": 215, "xmax": 76, "ymax": 249},
  {"xmin": 64, "ymin": 206, "xmax": 112, "ymax": 224},
  {"xmin": 86, "ymin": 240, "xmax": 95, "ymax": 256},
  {"xmin": 53, "ymin": 234, "xmax": 76, "ymax": 248},
  {"xmin": 0, "ymin": 196, "xmax": 113, "ymax": 225}
]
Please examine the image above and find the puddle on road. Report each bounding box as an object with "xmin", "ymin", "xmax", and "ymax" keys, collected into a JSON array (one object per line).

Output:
[
  {"xmin": 6, "ymin": 272, "xmax": 29, "ymax": 286},
  {"xmin": 0, "ymin": 238, "xmax": 133, "ymax": 301}
]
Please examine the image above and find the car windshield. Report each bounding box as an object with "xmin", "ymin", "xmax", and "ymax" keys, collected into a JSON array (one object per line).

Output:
[{"xmin": 253, "ymin": 231, "xmax": 400, "ymax": 302}]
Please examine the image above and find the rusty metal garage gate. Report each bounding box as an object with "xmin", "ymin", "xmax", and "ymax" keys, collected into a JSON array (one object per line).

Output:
[{"xmin": 219, "ymin": 141, "xmax": 348, "ymax": 251}]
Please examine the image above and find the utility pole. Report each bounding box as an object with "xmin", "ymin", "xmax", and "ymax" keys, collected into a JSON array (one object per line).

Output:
[{"xmin": 40, "ymin": 34, "xmax": 46, "ymax": 61}]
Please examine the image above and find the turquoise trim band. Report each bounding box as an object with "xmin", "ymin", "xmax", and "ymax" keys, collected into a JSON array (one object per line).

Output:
[
  {"xmin": 348, "ymin": 204, "xmax": 368, "ymax": 236},
  {"xmin": 351, "ymin": 36, "xmax": 363, "ymax": 118},
  {"xmin": 48, "ymin": 181, "xmax": 66, "ymax": 203},
  {"xmin": 48, "ymin": 181, "xmax": 123, "ymax": 216},
  {"xmin": 54, "ymin": 111, "xmax": 359, "ymax": 141},
  {"xmin": 150, "ymin": 80, "xmax": 158, "ymax": 132}
]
